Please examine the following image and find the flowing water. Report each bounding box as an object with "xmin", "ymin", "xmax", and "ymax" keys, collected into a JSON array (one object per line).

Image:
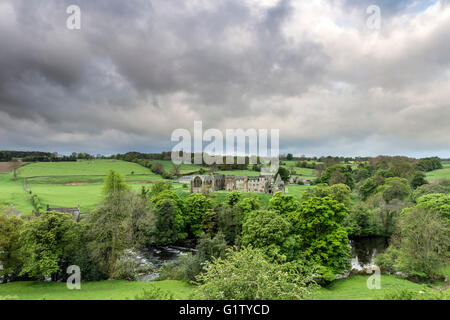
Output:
[
  {"xmin": 349, "ymin": 237, "xmax": 389, "ymax": 271},
  {"xmin": 136, "ymin": 237, "xmax": 389, "ymax": 281},
  {"xmin": 135, "ymin": 246, "xmax": 192, "ymax": 282}
]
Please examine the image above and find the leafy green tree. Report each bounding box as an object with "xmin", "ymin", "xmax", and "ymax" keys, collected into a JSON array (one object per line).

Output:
[
  {"xmin": 196, "ymin": 232, "xmax": 228, "ymax": 262},
  {"xmin": 269, "ymin": 192, "xmax": 300, "ymax": 215},
  {"xmin": 353, "ymin": 167, "xmax": 370, "ymax": 183},
  {"xmin": 370, "ymin": 169, "xmax": 394, "ymax": 188},
  {"xmin": 152, "ymin": 200, "xmax": 178, "ymax": 244},
  {"xmin": 185, "ymin": 193, "xmax": 214, "ymax": 238},
  {"xmin": 225, "ymin": 191, "xmax": 242, "ymax": 206},
  {"xmin": 321, "ymin": 165, "xmax": 354, "ymax": 189},
  {"xmin": 369, "ymin": 196, "xmax": 407, "ymax": 236},
  {"xmin": 217, "ymin": 205, "xmax": 244, "ymax": 245},
  {"xmin": 276, "ymin": 167, "xmax": 290, "ymax": 183},
  {"xmin": 377, "ymin": 177, "xmax": 412, "ymax": 203},
  {"xmin": 412, "ymin": 183, "xmax": 449, "ymax": 201},
  {"xmin": 20, "ymin": 212, "xmax": 78, "ymax": 280},
  {"xmin": 194, "ymin": 247, "xmax": 318, "ymax": 300},
  {"xmin": 237, "ymin": 196, "xmax": 260, "ymax": 216},
  {"xmin": 327, "ymin": 184, "xmax": 352, "ymax": 207},
  {"xmin": 383, "ymin": 208, "xmax": 449, "ymax": 279},
  {"xmin": 292, "ymin": 197, "xmax": 351, "ymax": 276},
  {"xmin": 85, "ymin": 192, "xmax": 140, "ymax": 278},
  {"xmin": 103, "ymin": 170, "xmax": 129, "ymax": 195},
  {"xmin": 65, "ymin": 222, "xmax": 107, "ymax": 282},
  {"xmin": 158, "ymin": 233, "xmax": 228, "ymax": 282},
  {"xmin": 303, "ymin": 184, "xmax": 351, "ymax": 208},
  {"xmin": 416, "ymin": 157, "xmax": 442, "ymax": 172},
  {"xmin": 410, "ymin": 171, "xmax": 428, "ymax": 189},
  {"xmin": 286, "ymin": 153, "xmax": 294, "ymax": 161},
  {"xmin": 390, "ymin": 161, "xmax": 415, "ymax": 180},
  {"xmin": 344, "ymin": 202, "xmax": 381, "ymax": 237},
  {"xmin": 415, "ymin": 193, "xmax": 450, "ymax": 221},
  {"xmin": 0, "ymin": 214, "xmax": 24, "ymax": 283},
  {"xmin": 151, "ymin": 190, "xmax": 187, "ymax": 240},
  {"xmin": 360, "ymin": 178, "xmax": 377, "ymax": 200},
  {"xmin": 150, "ymin": 181, "xmax": 172, "ymax": 196},
  {"xmin": 242, "ymin": 210, "xmax": 297, "ymax": 262}
]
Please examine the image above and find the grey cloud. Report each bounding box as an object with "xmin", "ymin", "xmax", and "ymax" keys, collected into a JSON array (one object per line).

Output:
[{"xmin": 0, "ymin": 0, "xmax": 449, "ymax": 157}]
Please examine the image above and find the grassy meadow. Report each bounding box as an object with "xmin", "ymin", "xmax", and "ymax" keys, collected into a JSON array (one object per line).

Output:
[
  {"xmin": 0, "ymin": 159, "xmax": 315, "ymax": 216},
  {"xmin": 0, "ymin": 173, "xmax": 35, "ymax": 214},
  {"xmin": 0, "ymin": 280, "xmax": 194, "ymax": 300},
  {"xmin": 0, "ymin": 274, "xmax": 437, "ymax": 300},
  {"xmin": 312, "ymin": 275, "xmax": 428, "ymax": 300},
  {"xmin": 147, "ymin": 159, "xmax": 202, "ymax": 174},
  {"xmin": 426, "ymin": 160, "xmax": 450, "ymax": 181},
  {"xmin": 17, "ymin": 160, "xmax": 151, "ymax": 177},
  {"xmin": 0, "ymin": 160, "xmax": 167, "ymax": 216}
]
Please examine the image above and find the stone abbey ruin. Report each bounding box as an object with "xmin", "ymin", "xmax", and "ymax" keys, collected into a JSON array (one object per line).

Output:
[{"xmin": 190, "ymin": 174, "xmax": 285, "ymax": 194}]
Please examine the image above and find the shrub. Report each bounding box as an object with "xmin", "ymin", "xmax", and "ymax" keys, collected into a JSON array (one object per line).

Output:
[
  {"xmin": 112, "ymin": 254, "xmax": 138, "ymax": 281},
  {"xmin": 412, "ymin": 183, "xmax": 448, "ymax": 202},
  {"xmin": 135, "ymin": 286, "xmax": 174, "ymax": 300},
  {"xmin": 379, "ymin": 287, "xmax": 449, "ymax": 300},
  {"xmin": 194, "ymin": 247, "xmax": 318, "ymax": 300},
  {"xmin": 158, "ymin": 253, "xmax": 201, "ymax": 282}
]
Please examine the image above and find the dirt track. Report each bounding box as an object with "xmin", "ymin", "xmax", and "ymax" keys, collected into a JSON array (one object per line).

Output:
[{"xmin": 0, "ymin": 162, "xmax": 29, "ymax": 173}]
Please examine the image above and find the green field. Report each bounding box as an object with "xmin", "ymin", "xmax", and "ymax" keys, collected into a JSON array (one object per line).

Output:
[
  {"xmin": 285, "ymin": 184, "xmax": 310, "ymax": 200},
  {"xmin": 0, "ymin": 173, "xmax": 35, "ymax": 214},
  {"xmin": 0, "ymin": 275, "xmax": 435, "ymax": 300},
  {"xmin": 312, "ymin": 275, "xmax": 428, "ymax": 300},
  {"xmin": 17, "ymin": 160, "xmax": 151, "ymax": 177},
  {"xmin": 215, "ymin": 170, "xmax": 261, "ymax": 176},
  {"xmin": 0, "ymin": 280, "xmax": 194, "ymax": 300},
  {"xmin": 148, "ymin": 159, "xmax": 202, "ymax": 174},
  {"xmin": 0, "ymin": 160, "xmax": 169, "ymax": 216},
  {"xmin": 426, "ymin": 161, "xmax": 450, "ymax": 181},
  {"xmin": 26, "ymin": 182, "xmax": 164, "ymax": 214}
]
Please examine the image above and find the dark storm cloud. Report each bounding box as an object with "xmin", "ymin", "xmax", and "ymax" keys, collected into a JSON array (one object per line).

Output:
[{"xmin": 0, "ymin": 0, "xmax": 449, "ymax": 156}]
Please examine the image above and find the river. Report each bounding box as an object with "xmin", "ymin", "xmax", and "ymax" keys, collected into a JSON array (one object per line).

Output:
[
  {"xmin": 349, "ymin": 237, "xmax": 389, "ymax": 271},
  {"xmin": 136, "ymin": 237, "xmax": 389, "ymax": 281}
]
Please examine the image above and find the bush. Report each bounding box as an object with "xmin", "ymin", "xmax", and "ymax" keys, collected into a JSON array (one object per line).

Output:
[
  {"xmin": 31, "ymin": 194, "xmax": 44, "ymax": 213},
  {"xmin": 193, "ymin": 247, "xmax": 318, "ymax": 300},
  {"xmin": 375, "ymin": 246, "xmax": 400, "ymax": 273},
  {"xmin": 135, "ymin": 286, "xmax": 174, "ymax": 300},
  {"xmin": 378, "ymin": 207, "xmax": 450, "ymax": 280},
  {"xmin": 379, "ymin": 287, "xmax": 449, "ymax": 300},
  {"xmin": 158, "ymin": 253, "xmax": 201, "ymax": 282},
  {"xmin": 158, "ymin": 233, "xmax": 228, "ymax": 282},
  {"xmin": 112, "ymin": 254, "xmax": 138, "ymax": 281},
  {"xmin": 412, "ymin": 183, "xmax": 448, "ymax": 202}
]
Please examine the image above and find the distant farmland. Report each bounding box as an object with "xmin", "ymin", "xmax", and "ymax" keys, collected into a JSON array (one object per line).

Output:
[
  {"xmin": 0, "ymin": 158, "xmax": 322, "ymax": 217},
  {"xmin": 426, "ymin": 160, "xmax": 450, "ymax": 181}
]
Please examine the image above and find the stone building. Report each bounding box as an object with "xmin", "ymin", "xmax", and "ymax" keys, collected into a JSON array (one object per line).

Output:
[
  {"xmin": 44, "ymin": 205, "xmax": 81, "ymax": 222},
  {"xmin": 190, "ymin": 174, "xmax": 285, "ymax": 194}
]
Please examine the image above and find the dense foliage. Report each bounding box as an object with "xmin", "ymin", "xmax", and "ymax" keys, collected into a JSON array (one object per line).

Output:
[{"xmin": 194, "ymin": 247, "xmax": 318, "ymax": 300}]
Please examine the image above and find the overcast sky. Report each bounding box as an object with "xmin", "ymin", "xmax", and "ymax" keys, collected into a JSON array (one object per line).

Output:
[{"xmin": 0, "ymin": 0, "xmax": 449, "ymax": 157}]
